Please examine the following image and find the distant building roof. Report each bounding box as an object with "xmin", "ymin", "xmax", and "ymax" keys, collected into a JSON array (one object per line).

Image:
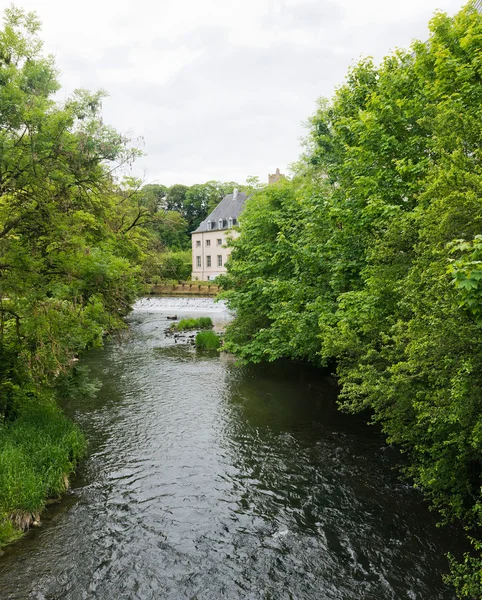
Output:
[{"xmin": 192, "ymin": 189, "xmax": 248, "ymax": 234}]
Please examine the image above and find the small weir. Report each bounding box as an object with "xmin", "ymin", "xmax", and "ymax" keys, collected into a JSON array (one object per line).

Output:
[{"xmin": 135, "ymin": 296, "xmax": 230, "ymax": 315}]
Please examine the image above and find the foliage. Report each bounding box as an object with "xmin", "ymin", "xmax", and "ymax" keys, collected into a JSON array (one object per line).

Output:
[
  {"xmin": 448, "ymin": 236, "xmax": 482, "ymax": 327},
  {"xmin": 140, "ymin": 184, "xmax": 168, "ymax": 213},
  {"xmin": 0, "ymin": 6, "xmax": 149, "ymax": 543},
  {"xmin": 138, "ymin": 180, "xmax": 241, "ymax": 244},
  {"xmin": 219, "ymin": 177, "xmax": 332, "ymax": 364},
  {"xmin": 447, "ymin": 539, "xmax": 482, "ymax": 599},
  {"xmin": 155, "ymin": 250, "xmax": 192, "ymax": 282},
  {"xmin": 0, "ymin": 7, "xmax": 147, "ymax": 412},
  {"xmin": 0, "ymin": 395, "xmax": 86, "ymax": 545},
  {"xmin": 135, "ymin": 180, "xmax": 246, "ymax": 277},
  {"xmin": 171, "ymin": 317, "xmax": 213, "ymax": 331},
  {"xmin": 221, "ymin": 3, "xmax": 482, "ymax": 596},
  {"xmin": 183, "ymin": 181, "xmax": 241, "ymax": 231},
  {"xmin": 195, "ymin": 330, "xmax": 221, "ymax": 350},
  {"xmin": 137, "ymin": 179, "xmax": 259, "ymax": 267}
]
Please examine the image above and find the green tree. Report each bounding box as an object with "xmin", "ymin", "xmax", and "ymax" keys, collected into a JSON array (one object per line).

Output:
[
  {"xmin": 140, "ymin": 183, "xmax": 168, "ymax": 212},
  {"xmin": 0, "ymin": 6, "xmax": 144, "ymax": 417},
  {"xmin": 165, "ymin": 183, "xmax": 188, "ymax": 212},
  {"xmin": 220, "ymin": 177, "xmax": 332, "ymax": 364},
  {"xmin": 222, "ymin": 3, "xmax": 482, "ymax": 595},
  {"xmin": 0, "ymin": 5, "xmax": 155, "ymax": 543}
]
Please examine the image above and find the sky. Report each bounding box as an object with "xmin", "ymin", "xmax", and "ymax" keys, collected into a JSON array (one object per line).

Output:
[{"xmin": 10, "ymin": 0, "xmax": 468, "ymax": 186}]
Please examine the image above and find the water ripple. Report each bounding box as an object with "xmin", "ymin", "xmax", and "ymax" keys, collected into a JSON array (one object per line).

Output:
[{"xmin": 0, "ymin": 297, "xmax": 465, "ymax": 599}]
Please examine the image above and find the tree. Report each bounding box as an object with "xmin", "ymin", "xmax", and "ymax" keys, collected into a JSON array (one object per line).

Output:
[
  {"xmin": 220, "ymin": 177, "xmax": 332, "ymax": 364},
  {"xmin": 165, "ymin": 183, "xmax": 188, "ymax": 212},
  {"xmin": 184, "ymin": 181, "xmax": 239, "ymax": 232},
  {"xmin": 222, "ymin": 4, "xmax": 482, "ymax": 595},
  {"xmin": 140, "ymin": 184, "xmax": 168, "ymax": 212},
  {"xmin": 0, "ymin": 6, "xmax": 144, "ymax": 414},
  {"xmin": 0, "ymin": 5, "xmax": 156, "ymax": 544}
]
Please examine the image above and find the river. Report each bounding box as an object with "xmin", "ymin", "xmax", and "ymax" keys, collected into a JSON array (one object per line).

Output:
[{"xmin": 0, "ymin": 297, "xmax": 466, "ymax": 599}]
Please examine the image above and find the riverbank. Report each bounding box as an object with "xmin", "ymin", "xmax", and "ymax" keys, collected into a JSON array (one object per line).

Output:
[
  {"xmin": 0, "ymin": 296, "xmax": 226, "ymax": 549},
  {"xmin": 0, "ymin": 397, "xmax": 86, "ymax": 547}
]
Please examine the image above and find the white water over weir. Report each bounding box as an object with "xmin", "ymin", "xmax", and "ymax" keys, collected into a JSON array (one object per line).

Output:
[{"xmin": 134, "ymin": 295, "xmax": 230, "ymax": 316}]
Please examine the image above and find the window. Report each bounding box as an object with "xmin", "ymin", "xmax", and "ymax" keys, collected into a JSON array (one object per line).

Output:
[
  {"xmin": 206, "ymin": 239, "xmax": 211, "ymax": 247},
  {"xmin": 217, "ymin": 255, "xmax": 222, "ymax": 267},
  {"xmin": 218, "ymin": 218, "xmax": 223, "ymax": 229},
  {"xmin": 196, "ymin": 256, "xmax": 201, "ymax": 268},
  {"xmin": 196, "ymin": 240, "xmax": 201, "ymax": 247},
  {"xmin": 207, "ymin": 220, "xmax": 212, "ymax": 230},
  {"xmin": 207, "ymin": 275, "xmax": 210, "ymax": 281},
  {"xmin": 228, "ymin": 217, "xmax": 233, "ymax": 228},
  {"xmin": 217, "ymin": 238, "xmax": 222, "ymax": 246},
  {"xmin": 206, "ymin": 255, "xmax": 211, "ymax": 267}
]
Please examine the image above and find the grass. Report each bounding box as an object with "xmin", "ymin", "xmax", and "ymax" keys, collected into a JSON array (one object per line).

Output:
[
  {"xmin": 0, "ymin": 399, "xmax": 86, "ymax": 546},
  {"xmin": 195, "ymin": 330, "xmax": 221, "ymax": 350},
  {"xmin": 170, "ymin": 317, "xmax": 213, "ymax": 331}
]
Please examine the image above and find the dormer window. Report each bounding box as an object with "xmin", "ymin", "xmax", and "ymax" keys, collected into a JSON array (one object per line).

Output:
[
  {"xmin": 228, "ymin": 217, "xmax": 233, "ymax": 228},
  {"xmin": 207, "ymin": 220, "xmax": 212, "ymax": 231},
  {"xmin": 218, "ymin": 218, "xmax": 223, "ymax": 230}
]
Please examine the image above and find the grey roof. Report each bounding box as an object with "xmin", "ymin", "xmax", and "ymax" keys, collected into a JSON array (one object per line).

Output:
[{"xmin": 192, "ymin": 191, "xmax": 248, "ymax": 234}]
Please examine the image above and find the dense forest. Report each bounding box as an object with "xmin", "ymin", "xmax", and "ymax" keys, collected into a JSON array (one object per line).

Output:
[
  {"xmin": 220, "ymin": 3, "xmax": 482, "ymax": 597},
  {"xmin": 0, "ymin": 7, "xmax": 238, "ymax": 546}
]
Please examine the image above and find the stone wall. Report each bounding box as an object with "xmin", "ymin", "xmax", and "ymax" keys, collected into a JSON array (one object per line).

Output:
[
  {"xmin": 268, "ymin": 167, "xmax": 285, "ymax": 185},
  {"xmin": 150, "ymin": 284, "xmax": 220, "ymax": 296}
]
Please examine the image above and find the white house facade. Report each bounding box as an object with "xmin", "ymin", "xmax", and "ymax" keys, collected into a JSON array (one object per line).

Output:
[{"xmin": 191, "ymin": 189, "xmax": 247, "ymax": 281}]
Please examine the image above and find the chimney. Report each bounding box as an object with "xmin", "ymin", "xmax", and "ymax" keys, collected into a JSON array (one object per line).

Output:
[{"xmin": 233, "ymin": 188, "xmax": 238, "ymax": 200}]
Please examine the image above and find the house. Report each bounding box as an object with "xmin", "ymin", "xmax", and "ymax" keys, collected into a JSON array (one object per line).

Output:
[{"xmin": 191, "ymin": 188, "xmax": 248, "ymax": 281}]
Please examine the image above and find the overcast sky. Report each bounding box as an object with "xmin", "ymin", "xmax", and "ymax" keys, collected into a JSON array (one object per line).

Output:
[{"xmin": 11, "ymin": 0, "xmax": 467, "ymax": 186}]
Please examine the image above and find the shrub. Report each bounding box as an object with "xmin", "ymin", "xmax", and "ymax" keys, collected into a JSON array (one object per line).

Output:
[
  {"xmin": 171, "ymin": 317, "xmax": 213, "ymax": 331},
  {"xmin": 195, "ymin": 331, "xmax": 221, "ymax": 350},
  {"xmin": 157, "ymin": 250, "xmax": 192, "ymax": 281}
]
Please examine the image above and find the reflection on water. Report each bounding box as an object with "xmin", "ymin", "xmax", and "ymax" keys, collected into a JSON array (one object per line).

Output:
[{"xmin": 0, "ymin": 298, "xmax": 465, "ymax": 599}]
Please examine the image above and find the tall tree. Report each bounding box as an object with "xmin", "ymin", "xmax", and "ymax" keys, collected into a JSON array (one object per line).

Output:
[
  {"xmin": 0, "ymin": 6, "xmax": 144, "ymax": 414},
  {"xmin": 165, "ymin": 184, "xmax": 188, "ymax": 213},
  {"xmin": 222, "ymin": 4, "xmax": 482, "ymax": 595}
]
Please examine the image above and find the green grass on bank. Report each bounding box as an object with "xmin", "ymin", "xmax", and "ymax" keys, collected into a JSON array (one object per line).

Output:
[
  {"xmin": 195, "ymin": 330, "xmax": 221, "ymax": 350},
  {"xmin": 170, "ymin": 317, "xmax": 213, "ymax": 331},
  {"xmin": 0, "ymin": 400, "xmax": 86, "ymax": 546}
]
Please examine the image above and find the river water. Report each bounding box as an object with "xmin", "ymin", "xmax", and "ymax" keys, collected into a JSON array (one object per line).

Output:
[{"xmin": 0, "ymin": 297, "xmax": 466, "ymax": 599}]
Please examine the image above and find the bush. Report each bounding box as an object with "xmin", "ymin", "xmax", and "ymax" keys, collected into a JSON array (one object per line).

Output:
[
  {"xmin": 157, "ymin": 250, "xmax": 192, "ymax": 281},
  {"xmin": 171, "ymin": 317, "xmax": 213, "ymax": 331},
  {"xmin": 195, "ymin": 331, "xmax": 221, "ymax": 350}
]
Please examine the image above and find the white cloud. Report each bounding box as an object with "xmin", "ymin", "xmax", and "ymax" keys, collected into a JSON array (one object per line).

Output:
[{"xmin": 10, "ymin": 0, "xmax": 468, "ymax": 185}]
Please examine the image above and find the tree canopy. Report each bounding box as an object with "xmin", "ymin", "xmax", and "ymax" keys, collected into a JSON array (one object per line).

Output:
[
  {"xmin": 0, "ymin": 6, "xmax": 165, "ymax": 542},
  {"xmin": 220, "ymin": 3, "xmax": 482, "ymax": 596},
  {"xmin": 0, "ymin": 7, "xmax": 154, "ymax": 417}
]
